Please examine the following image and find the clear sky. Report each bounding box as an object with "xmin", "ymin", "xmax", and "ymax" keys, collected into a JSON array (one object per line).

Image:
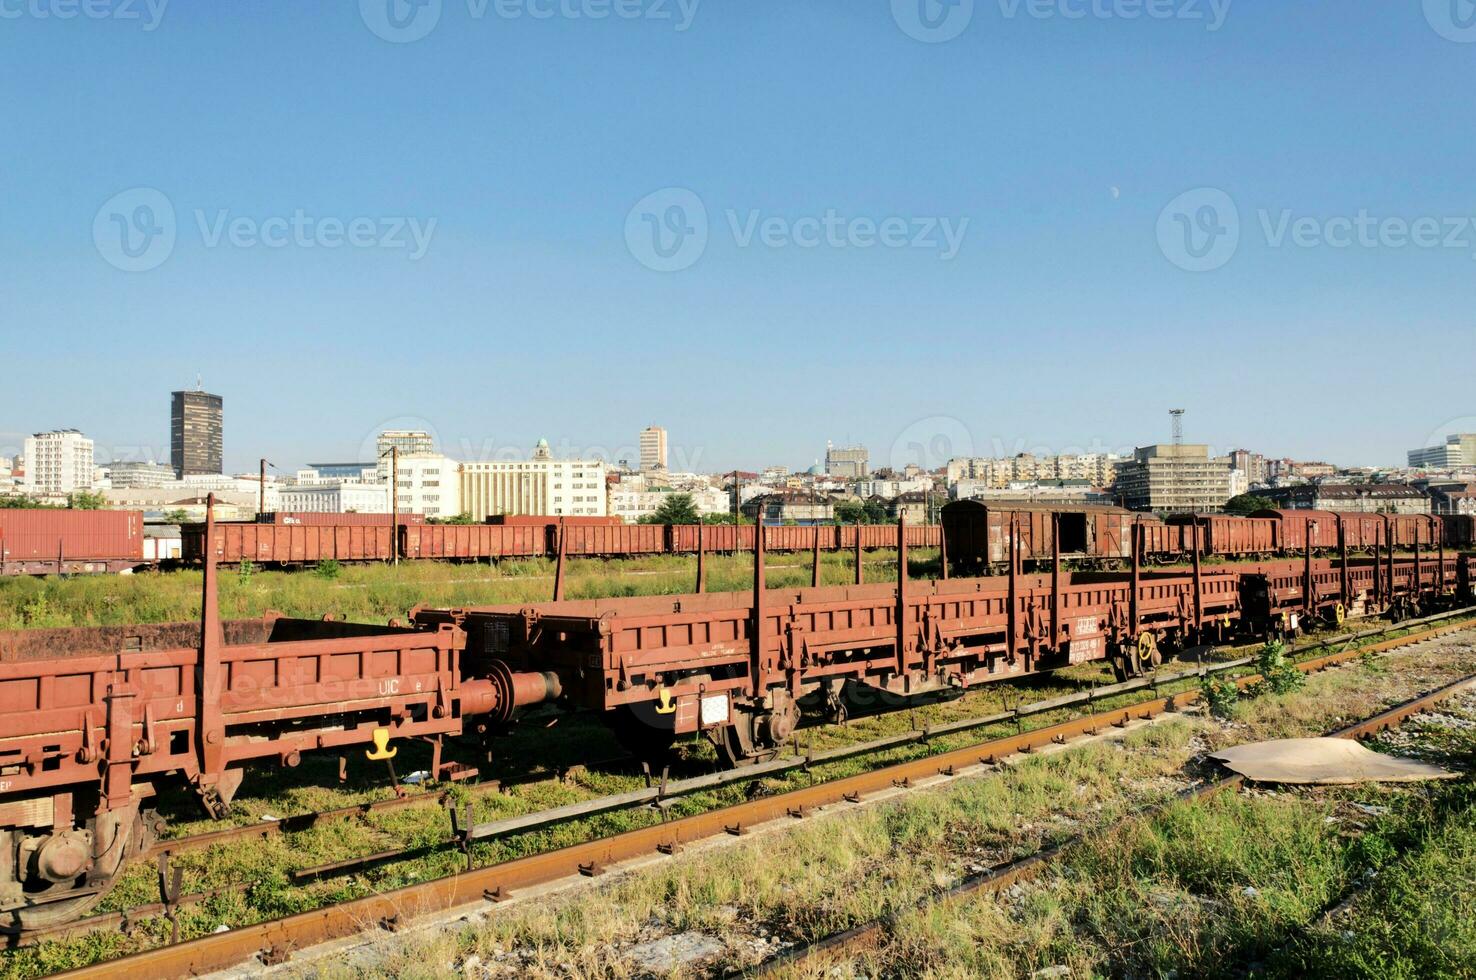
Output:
[{"xmin": 2, "ymin": 1, "xmax": 1473, "ymax": 474}]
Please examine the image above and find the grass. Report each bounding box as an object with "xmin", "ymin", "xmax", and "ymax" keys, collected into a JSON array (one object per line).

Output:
[
  {"xmin": 289, "ymin": 633, "xmax": 1476, "ymax": 980},
  {"xmin": 0, "ymin": 549, "xmax": 938, "ymax": 629}
]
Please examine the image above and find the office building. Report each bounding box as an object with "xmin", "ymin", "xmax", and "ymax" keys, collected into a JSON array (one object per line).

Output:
[
  {"xmin": 1408, "ymin": 434, "xmax": 1474, "ymax": 469},
  {"xmin": 825, "ymin": 443, "xmax": 869, "ymax": 479},
  {"xmin": 459, "ymin": 441, "xmax": 607, "ymax": 518},
  {"xmin": 639, "ymin": 426, "xmax": 668, "ymax": 471},
  {"xmin": 171, "ymin": 389, "xmax": 223, "ymax": 477},
  {"xmin": 1115, "ymin": 444, "xmax": 1233, "ymax": 513}
]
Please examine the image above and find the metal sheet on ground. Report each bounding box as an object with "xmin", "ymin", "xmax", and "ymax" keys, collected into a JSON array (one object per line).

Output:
[{"xmin": 1210, "ymin": 737, "xmax": 1457, "ymax": 784}]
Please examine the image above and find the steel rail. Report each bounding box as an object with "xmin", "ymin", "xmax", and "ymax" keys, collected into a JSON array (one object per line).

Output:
[
  {"xmin": 746, "ymin": 665, "xmax": 1476, "ymax": 976},
  {"xmin": 47, "ymin": 616, "xmax": 1476, "ymax": 979},
  {"xmin": 19, "ymin": 608, "xmax": 1473, "ymax": 950}
]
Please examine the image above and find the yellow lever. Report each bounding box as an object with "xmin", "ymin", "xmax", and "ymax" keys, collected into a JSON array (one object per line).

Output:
[
  {"xmin": 365, "ymin": 727, "xmax": 398, "ymax": 761},
  {"xmin": 654, "ymin": 688, "xmax": 676, "ymax": 715}
]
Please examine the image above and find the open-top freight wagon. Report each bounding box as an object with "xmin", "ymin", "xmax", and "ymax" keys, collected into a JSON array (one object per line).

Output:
[
  {"xmin": 0, "ymin": 500, "xmax": 1467, "ymax": 932},
  {"xmin": 187, "ymin": 519, "xmax": 943, "ymax": 566}
]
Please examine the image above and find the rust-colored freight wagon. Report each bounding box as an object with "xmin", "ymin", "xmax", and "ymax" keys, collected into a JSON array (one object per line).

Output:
[
  {"xmin": 400, "ymin": 523, "xmax": 547, "ymax": 560},
  {"xmin": 941, "ymin": 501, "xmax": 1144, "ymax": 571},
  {"xmin": 0, "ymin": 508, "xmax": 563, "ymax": 929},
  {"xmin": 1253, "ymin": 510, "xmax": 1342, "ymax": 553},
  {"xmin": 1166, "ymin": 515, "xmax": 1277, "ymax": 558},
  {"xmin": 0, "ymin": 510, "xmax": 144, "ymax": 575},
  {"xmin": 183, "ymin": 521, "xmax": 396, "ymax": 565},
  {"xmin": 1441, "ymin": 514, "xmax": 1476, "ymax": 549}
]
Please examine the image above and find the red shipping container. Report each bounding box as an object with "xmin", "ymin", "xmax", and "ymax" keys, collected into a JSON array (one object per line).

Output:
[{"xmin": 0, "ymin": 510, "xmax": 143, "ymax": 563}]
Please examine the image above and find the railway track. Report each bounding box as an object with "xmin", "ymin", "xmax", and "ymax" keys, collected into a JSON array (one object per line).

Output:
[
  {"xmin": 743, "ymin": 659, "xmax": 1476, "ymax": 976},
  {"xmin": 14, "ymin": 607, "xmax": 1464, "ymax": 951},
  {"xmin": 36, "ymin": 610, "xmax": 1476, "ymax": 979}
]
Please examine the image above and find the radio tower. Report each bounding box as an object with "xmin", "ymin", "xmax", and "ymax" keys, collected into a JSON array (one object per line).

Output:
[{"xmin": 1170, "ymin": 409, "xmax": 1186, "ymax": 512}]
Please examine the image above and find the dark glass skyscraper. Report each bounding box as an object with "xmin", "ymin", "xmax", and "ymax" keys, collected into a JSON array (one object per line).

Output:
[{"xmin": 171, "ymin": 389, "xmax": 223, "ymax": 477}]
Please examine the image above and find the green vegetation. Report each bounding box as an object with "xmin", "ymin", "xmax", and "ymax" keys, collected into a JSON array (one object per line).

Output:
[
  {"xmin": 0, "ymin": 493, "xmax": 105, "ymax": 510},
  {"xmin": 1223, "ymin": 493, "xmax": 1274, "ymax": 516},
  {"xmin": 312, "ymin": 559, "xmax": 342, "ymax": 580},
  {"xmin": 834, "ymin": 497, "xmax": 889, "ymax": 524},
  {"xmin": 1255, "ymin": 639, "xmax": 1304, "ymax": 696},
  {"xmin": 427, "ymin": 512, "xmax": 477, "ymax": 525},
  {"xmin": 1200, "ymin": 673, "xmax": 1241, "ymax": 719},
  {"xmin": 639, "ymin": 493, "xmax": 700, "ymax": 525},
  {"xmin": 0, "ymin": 549, "xmax": 937, "ymax": 629}
]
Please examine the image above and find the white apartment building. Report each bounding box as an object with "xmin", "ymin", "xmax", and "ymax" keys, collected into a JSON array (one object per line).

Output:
[
  {"xmin": 640, "ymin": 426, "xmax": 668, "ymax": 471},
  {"xmin": 854, "ymin": 478, "xmax": 933, "ymax": 500},
  {"xmin": 391, "ymin": 455, "xmax": 462, "ymax": 518},
  {"xmin": 23, "ymin": 430, "xmax": 95, "ymax": 494},
  {"xmin": 459, "ymin": 441, "xmax": 607, "ymax": 519},
  {"xmin": 277, "ymin": 482, "xmax": 391, "ymax": 514},
  {"xmin": 610, "ymin": 485, "xmax": 727, "ymax": 522},
  {"xmin": 947, "ymin": 453, "xmax": 1121, "ymax": 489}
]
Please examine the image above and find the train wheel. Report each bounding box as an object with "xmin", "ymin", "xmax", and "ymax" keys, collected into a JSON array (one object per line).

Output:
[
  {"xmin": 1135, "ymin": 631, "xmax": 1160, "ymax": 673},
  {"xmin": 3, "ymin": 804, "xmax": 141, "ymax": 932}
]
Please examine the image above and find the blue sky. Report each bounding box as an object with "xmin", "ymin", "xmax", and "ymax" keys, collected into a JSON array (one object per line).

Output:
[{"xmin": 2, "ymin": 1, "xmax": 1473, "ymax": 474}]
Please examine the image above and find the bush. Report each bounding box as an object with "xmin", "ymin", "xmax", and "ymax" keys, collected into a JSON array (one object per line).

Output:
[
  {"xmin": 1255, "ymin": 640, "xmax": 1303, "ymax": 695},
  {"xmin": 237, "ymin": 559, "xmax": 255, "ymax": 586},
  {"xmin": 314, "ymin": 559, "xmax": 342, "ymax": 580},
  {"xmin": 1200, "ymin": 674, "xmax": 1240, "ymax": 720}
]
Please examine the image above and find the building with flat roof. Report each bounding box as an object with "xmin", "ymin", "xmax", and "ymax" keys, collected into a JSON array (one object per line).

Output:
[
  {"xmin": 1408, "ymin": 434, "xmax": 1473, "ymax": 469},
  {"xmin": 825, "ymin": 443, "xmax": 868, "ymax": 479},
  {"xmin": 171, "ymin": 389, "xmax": 223, "ymax": 477},
  {"xmin": 639, "ymin": 426, "xmax": 668, "ymax": 471},
  {"xmin": 1115, "ymin": 444, "xmax": 1232, "ymax": 514},
  {"xmin": 23, "ymin": 430, "xmax": 95, "ymax": 495},
  {"xmin": 460, "ymin": 442, "xmax": 607, "ymax": 518}
]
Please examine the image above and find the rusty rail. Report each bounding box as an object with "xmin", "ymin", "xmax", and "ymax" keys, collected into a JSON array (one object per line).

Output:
[
  {"xmin": 747, "ymin": 658, "xmax": 1476, "ymax": 976},
  {"xmin": 47, "ymin": 615, "xmax": 1476, "ymax": 979}
]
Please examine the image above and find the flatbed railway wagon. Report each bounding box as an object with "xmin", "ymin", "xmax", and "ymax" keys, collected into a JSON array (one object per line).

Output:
[
  {"xmin": 0, "ymin": 506, "xmax": 1466, "ymax": 931},
  {"xmin": 415, "ymin": 522, "xmax": 1473, "ymax": 768},
  {"xmin": 0, "ymin": 506, "xmax": 562, "ymax": 929}
]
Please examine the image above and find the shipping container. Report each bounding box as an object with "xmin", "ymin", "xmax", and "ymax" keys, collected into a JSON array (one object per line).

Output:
[{"xmin": 0, "ymin": 509, "xmax": 144, "ymax": 573}]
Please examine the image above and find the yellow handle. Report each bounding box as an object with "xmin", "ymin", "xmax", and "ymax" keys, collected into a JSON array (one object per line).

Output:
[
  {"xmin": 654, "ymin": 688, "xmax": 676, "ymax": 715},
  {"xmin": 366, "ymin": 727, "xmax": 398, "ymax": 761}
]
